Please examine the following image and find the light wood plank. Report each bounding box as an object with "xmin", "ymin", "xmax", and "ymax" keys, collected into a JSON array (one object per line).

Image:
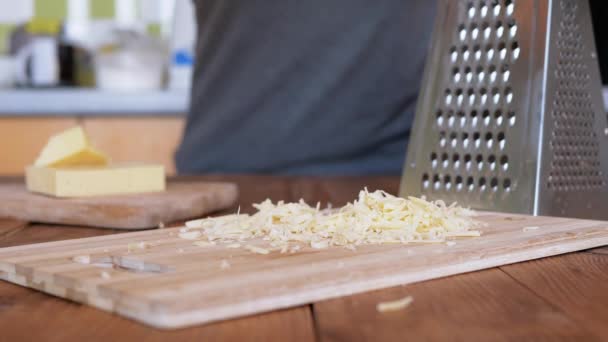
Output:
[
  {"xmin": 0, "ymin": 118, "xmax": 79, "ymax": 176},
  {"xmin": 501, "ymin": 252, "xmax": 608, "ymax": 338},
  {"xmin": 0, "ymin": 213, "xmax": 607, "ymax": 328},
  {"xmin": 0, "ymin": 224, "xmax": 118, "ymax": 248},
  {"xmin": 0, "ymin": 220, "xmax": 317, "ymax": 340},
  {"xmin": 313, "ymin": 268, "xmax": 595, "ymax": 341},
  {"xmin": 82, "ymin": 117, "xmax": 185, "ymax": 175},
  {"xmin": 0, "ymin": 281, "xmax": 315, "ymax": 341}
]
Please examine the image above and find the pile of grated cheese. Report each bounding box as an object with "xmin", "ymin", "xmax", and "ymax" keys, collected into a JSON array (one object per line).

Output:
[{"xmin": 183, "ymin": 189, "xmax": 483, "ymax": 252}]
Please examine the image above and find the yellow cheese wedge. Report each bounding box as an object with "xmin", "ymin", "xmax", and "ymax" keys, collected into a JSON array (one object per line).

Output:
[
  {"xmin": 34, "ymin": 126, "xmax": 109, "ymax": 167},
  {"xmin": 25, "ymin": 164, "xmax": 165, "ymax": 197}
]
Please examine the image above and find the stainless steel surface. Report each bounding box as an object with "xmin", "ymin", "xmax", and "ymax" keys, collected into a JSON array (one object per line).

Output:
[{"xmin": 400, "ymin": 0, "xmax": 608, "ymax": 220}]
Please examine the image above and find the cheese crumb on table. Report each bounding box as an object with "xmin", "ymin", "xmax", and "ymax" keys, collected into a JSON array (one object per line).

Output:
[
  {"xmin": 100, "ymin": 271, "xmax": 112, "ymax": 279},
  {"xmin": 523, "ymin": 226, "xmax": 540, "ymax": 232},
  {"xmin": 178, "ymin": 231, "xmax": 202, "ymax": 240},
  {"xmin": 245, "ymin": 245, "xmax": 270, "ymax": 255},
  {"xmin": 376, "ymin": 296, "xmax": 414, "ymax": 312},
  {"xmin": 127, "ymin": 241, "xmax": 151, "ymax": 253},
  {"xmin": 72, "ymin": 255, "xmax": 91, "ymax": 264},
  {"xmin": 182, "ymin": 189, "xmax": 483, "ymax": 253},
  {"xmin": 220, "ymin": 259, "xmax": 231, "ymax": 269},
  {"xmin": 193, "ymin": 240, "xmax": 215, "ymax": 247}
]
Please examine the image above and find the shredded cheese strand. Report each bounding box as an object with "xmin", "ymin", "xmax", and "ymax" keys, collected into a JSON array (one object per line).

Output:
[
  {"xmin": 377, "ymin": 296, "xmax": 414, "ymax": 312},
  {"xmin": 184, "ymin": 189, "xmax": 483, "ymax": 252}
]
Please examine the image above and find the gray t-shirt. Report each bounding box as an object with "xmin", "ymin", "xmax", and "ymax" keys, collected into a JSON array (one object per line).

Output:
[{"xmin": 176, "ymin": 0, "xmax": 436, "ymax": 175}]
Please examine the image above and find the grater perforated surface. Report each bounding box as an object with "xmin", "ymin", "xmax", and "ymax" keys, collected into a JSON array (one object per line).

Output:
[
  {"xmin": 420, "ymin": 0, "xmax": 521, "ymax": 201},
  {"xmin": 408, "ymin": 0, "xmax": 525, "ymax": 211},
  {"xmin": 401, "ymin": 0, "xmax": 608, "ymax": 219},
  {"xmin": 547, "ymin": 0, "xmax": 604, "ymax": 192}
]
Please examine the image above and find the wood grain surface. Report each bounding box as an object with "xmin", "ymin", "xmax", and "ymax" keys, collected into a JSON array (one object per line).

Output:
[
  {"xmin": 0, "ymin": 200, "xmax": 607, "ymax": 328},
  {"xmin": 313, "ymin": 268, "xmax": 596, "ymax": 341},
  {"xmin": 501, "ymin": 253, "xmax": 608, "ymax": 339},
  {"xmin": 0, "ymin": 175, "xmax": 607, "ymax": 341},
  {"xmin": 0, "ymin": 181, "xmax": 238, "ymax": 229}
]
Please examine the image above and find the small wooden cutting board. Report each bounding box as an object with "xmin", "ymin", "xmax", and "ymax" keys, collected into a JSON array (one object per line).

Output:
[{"xmin": 0, "ymin": 182, "xmax": 238, "ymax": 229}]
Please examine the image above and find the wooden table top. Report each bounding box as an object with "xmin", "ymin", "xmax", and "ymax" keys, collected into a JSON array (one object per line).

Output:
[{"xmin": 1, "ymin": 175, "xmax": 607, "ymax": 341}]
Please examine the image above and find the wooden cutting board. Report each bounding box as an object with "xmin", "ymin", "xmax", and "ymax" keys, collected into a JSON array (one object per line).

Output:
[
  {"xmin": 0, "ymin": 182, "xmax": 238, "ymax": 229},
  {"xmin": 0, "ymin": 212, "xmax": 606, "ymax": 329}
]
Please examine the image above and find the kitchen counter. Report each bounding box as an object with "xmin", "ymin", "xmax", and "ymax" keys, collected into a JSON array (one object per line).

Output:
[
  {"xmin": 0, "ymin": 174, "xmax": 607, "ymax": 341},
  {"xmin": 1, "ymin": 87, "xmax": 608, "ymax": 116},
  {"xmin": 0, "ymin": 88, "xmax": 189, "ymax": 115}
]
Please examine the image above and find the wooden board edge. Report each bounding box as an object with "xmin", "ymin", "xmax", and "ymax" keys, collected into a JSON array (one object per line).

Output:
[
  {"xmin": 0, "ymin": 182, "xmax": 240, "ymax": 230},
  {"xmin": 143, "ymin": 234, "xmax": 608, "ymax": 328},
  {"xmin": 3, "ymin": 233, "xmax": 606, "ymax": 329}
]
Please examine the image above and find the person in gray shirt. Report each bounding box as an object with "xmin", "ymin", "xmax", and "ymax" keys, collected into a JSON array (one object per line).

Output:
[{"xmin": 176, "ymin": 0, "xmax": 437, "ymax": 175}]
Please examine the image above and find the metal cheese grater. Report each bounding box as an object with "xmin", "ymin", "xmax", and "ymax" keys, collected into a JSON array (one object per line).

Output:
[{"xmin": 400, "ymin": 0, "xmax": 608, "ymax": 220}]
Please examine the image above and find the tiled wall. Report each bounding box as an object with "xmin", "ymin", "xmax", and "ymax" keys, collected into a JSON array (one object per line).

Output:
[{"xmin": 0, "ymin": 0, "xmax": 175, "ymax": 53}]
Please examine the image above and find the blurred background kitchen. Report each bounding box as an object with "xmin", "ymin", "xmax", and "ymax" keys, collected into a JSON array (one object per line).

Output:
[
  {"xmin": 1, "ymin": 0, "xmax": 608, "ymax": 177},
  {"xmin": 0, "ymin": 0, "xmax": 194, "ymax": 176}
]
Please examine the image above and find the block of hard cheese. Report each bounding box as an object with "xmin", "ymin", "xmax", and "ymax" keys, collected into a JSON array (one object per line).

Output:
[
  {"xmin": 26, "ymin": 164, "xmax": 165, "ymax": 197},
  {"xmin": 34, "ymin": 126, "xmax": 108, "ymax": 167}
]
